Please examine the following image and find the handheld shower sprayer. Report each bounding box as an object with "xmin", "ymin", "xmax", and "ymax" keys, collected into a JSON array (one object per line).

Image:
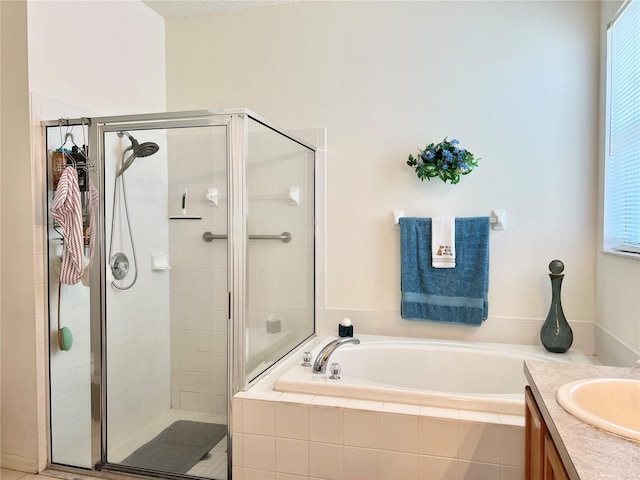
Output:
[
  {"xmin": 116, "ymin": 131, "xmax": 160, "ymax": 176},
  {"xmin": 109, "ymin": 131, "xmax": 160, "ymax": 290}
]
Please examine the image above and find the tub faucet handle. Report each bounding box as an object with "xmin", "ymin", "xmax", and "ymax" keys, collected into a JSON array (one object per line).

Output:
[
  {"xmin": 329, "ymin": 363, "xmax": 341, "ymax": 380},
  {"xmin": 302, "ymin": 351, "xmax": 312, "ymax": 367}
]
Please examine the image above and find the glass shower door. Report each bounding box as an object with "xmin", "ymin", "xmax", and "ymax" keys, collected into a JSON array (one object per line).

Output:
[
  {"xmin": 46, "ymin": 122, "xmax": 93, "ymax": 469},
  {"xmin": 103, "ymin": 124, "xmax": 229, "ymax": 479},
  {"xmin": 245, "ymin": 118, "xmax": 315, "ymax": 381},
  {"xmin": 45, "ymin": 108, "xmax": 317, "ymax": 480}
]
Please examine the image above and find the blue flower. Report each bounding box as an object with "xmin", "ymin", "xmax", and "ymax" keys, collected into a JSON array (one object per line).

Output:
[
  {"xmin": 408, "ymin": 137, "xmax": 478, "ymax": 184},
  {"xmin": 420, "ymin": 149, "xmax": 435, "ymax": 163}
]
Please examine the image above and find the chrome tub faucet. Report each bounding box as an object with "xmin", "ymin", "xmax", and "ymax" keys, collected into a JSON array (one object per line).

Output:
[{"xmin": 312, "ymin": 337, "xmax": 360, "ymax": 374}]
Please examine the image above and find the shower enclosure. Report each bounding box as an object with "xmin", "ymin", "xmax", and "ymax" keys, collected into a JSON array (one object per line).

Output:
[{"xmin": 44, "ymin": 110, "xmax": 316, "ymax": 479}]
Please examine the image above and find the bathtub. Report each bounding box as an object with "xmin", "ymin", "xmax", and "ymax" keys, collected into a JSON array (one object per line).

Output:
[{"xmin": 274, "ymin": 334, "xmax": 590, "ymax": 415}]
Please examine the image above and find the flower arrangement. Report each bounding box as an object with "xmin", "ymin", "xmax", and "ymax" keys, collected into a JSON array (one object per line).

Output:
[{"xmin": 407, "ymin": 137, "xmax": 479, "ymax": 185}]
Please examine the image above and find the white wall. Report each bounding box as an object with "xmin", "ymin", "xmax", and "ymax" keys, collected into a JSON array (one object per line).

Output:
[
  {"xmin": 166, "ymin": 1, "xmax": 599, "ymax": 351},
  {"xmin": 27, "ymin": 0, "xmax": 166, "ymax": 116},
  {"xmin": 3, "ymin": 0, "xmax": 168, "ymax": 471},
  {"xmin": 596, "ymin": 0, "xmax": 640, "ymax": 367},
  {"xmin": 1, "ymin": 1, "xmax": 41, "ymax": 472}
]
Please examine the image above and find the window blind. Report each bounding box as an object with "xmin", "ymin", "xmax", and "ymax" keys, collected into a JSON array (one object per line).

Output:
[{"xmin": 605, "ymin": 0, "xmax": 640, "ymax": 252}]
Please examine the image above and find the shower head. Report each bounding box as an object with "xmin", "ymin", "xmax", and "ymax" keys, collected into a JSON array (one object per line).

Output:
[
  {"xmin": 117, "ymin": 131, "xmax": 160, "ymax": 175},
  {"xmin": 133, "ymin": 141, "xmax": 160, "ymax": 158}
]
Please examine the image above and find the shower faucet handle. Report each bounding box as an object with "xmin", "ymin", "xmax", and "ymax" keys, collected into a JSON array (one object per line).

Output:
[
  {"xmin": 302, "ymin": 352, "xmax": 312, "ymax": 367},
  {"xmin": 329, "ymin": 363, "xmax": 341, "ymax": 380},
  {"xmin": 110, "ymin": 252, "xmax": 130, "ymax": 281}
]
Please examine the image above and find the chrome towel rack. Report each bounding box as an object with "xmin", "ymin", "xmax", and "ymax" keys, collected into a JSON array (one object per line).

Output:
[
  {"xmin": 392, "ymin": 209, "xmax": 506, "ymax": 230},
  {"xmin": 202, "ymin": 231, "xmax": 292, "ymax": 243}
]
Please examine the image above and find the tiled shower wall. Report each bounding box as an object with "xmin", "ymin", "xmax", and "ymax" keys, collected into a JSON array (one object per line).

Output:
[
  {"xmin": 168, "ymin": 127, "xmax": 229, "ymax": 416},
  {"xmin": 103, "ymin": 130, "xmax": 172, "ymax": 451}
]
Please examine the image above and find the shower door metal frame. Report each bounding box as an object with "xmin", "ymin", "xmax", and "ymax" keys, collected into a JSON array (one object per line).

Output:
[
  {"xmin": 90, "ymin": 113, "xmax": 241, "ymax": 477},
  {"xmin": 43, "ymin": 108, "xmax": 316, "ymax": 479}
]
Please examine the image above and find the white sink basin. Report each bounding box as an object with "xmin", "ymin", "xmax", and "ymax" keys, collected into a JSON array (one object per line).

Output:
[{"xmin": 556, "ymin": 378, "xmax": 640, "ymax": 442}]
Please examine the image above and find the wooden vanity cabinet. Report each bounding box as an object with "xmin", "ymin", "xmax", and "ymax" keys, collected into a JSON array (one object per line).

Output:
[{"xmin": 525, "ymin": 386, "xmax": 570, "ymax": 480}]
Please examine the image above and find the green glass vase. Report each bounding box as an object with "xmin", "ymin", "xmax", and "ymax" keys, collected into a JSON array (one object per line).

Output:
[{"xmin": 540, "ymin": 260, "xmax": 573, "ymax": 353}]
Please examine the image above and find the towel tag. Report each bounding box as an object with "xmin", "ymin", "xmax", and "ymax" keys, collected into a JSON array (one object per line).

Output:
[{"xmin": 432, "ymin": 217, "xmax": 456, "ymax": 268}]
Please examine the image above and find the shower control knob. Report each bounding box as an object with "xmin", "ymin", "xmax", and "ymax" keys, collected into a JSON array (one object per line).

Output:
[
  {"xmin": 301, "ymin": 352, "xmax": 312, "ymax": 367},
  {"xmin": 110, "ymin": 252, "xmax": 130, "ymax": 280},
  {"xmin": 329, "ymin": 363, "xmax": 341, "ymax": 380}
]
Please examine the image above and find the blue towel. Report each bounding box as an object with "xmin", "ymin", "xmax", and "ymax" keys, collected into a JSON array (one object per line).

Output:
[{"xmin": 400, "ymin": 217, "xmax": 490, "ymax": 326}]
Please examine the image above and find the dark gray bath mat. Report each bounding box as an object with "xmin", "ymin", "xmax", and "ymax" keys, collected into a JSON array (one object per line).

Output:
[{"xmin": 122, "ymin": 420, "xmax": 227, "ymax": 474}]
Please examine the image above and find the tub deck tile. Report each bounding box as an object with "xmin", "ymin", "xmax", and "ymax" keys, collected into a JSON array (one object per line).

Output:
[
  {"xmin": 499, "ymin": 413, "xmax": 525, "ymax": 427},
  {"xmin": 381, "ymin": 402, "xmax": 421, "ymax": 415},
  {"xmin": 419, "ymin": 405, "xmax": 459, "ymax": 420},
  {"xmin": 277, "ymin": 392, "xmax": 314, "ymax": 404},
  {"xmin": 344, "ymin": 399, "xmax": 383, "ymax": 412},
  {"xmin": 458, "ymin": 410, "xmax": 501, "ymax": 425},
  {"xmin": 310, "ymin": 395, "xmax": 349, "ymax": 408}
]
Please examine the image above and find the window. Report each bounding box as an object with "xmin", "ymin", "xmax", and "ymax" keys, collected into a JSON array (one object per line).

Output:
[{"xmin": 604, "ymin": 0, "xmax": 640, "ymax": 253}]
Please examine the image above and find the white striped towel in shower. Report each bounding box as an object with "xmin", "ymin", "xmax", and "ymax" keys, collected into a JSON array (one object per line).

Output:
[{"xmin": 50, "ymin": 166, "xmax": 85, "ymax": 284}]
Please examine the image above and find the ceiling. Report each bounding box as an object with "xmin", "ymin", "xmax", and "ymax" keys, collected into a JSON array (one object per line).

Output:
[{"xmin": 142, "ymin": 0, "xmax": 296, "ymax": 18}]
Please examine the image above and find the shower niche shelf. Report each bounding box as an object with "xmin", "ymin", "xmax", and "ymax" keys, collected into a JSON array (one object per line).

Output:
[{"xmin": 205, "ymin": 186, "xmax": 300, "ymax": 206}]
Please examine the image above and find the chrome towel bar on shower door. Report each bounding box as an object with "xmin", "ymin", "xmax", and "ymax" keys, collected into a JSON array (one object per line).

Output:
[{"xmin": 202, "ymin": 231, "xmax": 292, "ymax": 243}]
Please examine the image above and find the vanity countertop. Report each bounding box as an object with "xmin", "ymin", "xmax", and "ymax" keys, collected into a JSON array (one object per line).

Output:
[{"xmin": 524, "ymin": 360, "xmax": 640, "ymax": 480}]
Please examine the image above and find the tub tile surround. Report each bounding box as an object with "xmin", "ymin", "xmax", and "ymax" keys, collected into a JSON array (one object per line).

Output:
[{"xmin": 232, "ymin": 392, "xmax": 525, "ymax": 480}]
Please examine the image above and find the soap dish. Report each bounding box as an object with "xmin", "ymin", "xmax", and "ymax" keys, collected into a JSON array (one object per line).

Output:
[{"xmin": 151, "ymin": 253, "xmax": 171, "ymax": 271}]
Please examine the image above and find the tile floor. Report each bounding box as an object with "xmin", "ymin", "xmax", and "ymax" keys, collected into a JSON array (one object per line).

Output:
[
  {"xmin": 2, "ymin": 455, "xmax": 227, "ymax": 480},
  {"xmin": 109, "ymin": 408, "xmax": 228, "ymax": 479},
  {"xmin": 2, "ymin": 410, "xmax": 229, "ymax": 480},
  {"xmin": 1, "ymin": 469, "xmax": 143, "ymax": 480},
  {"xmin": 0, "ymin": 470, "xmax": 83, "ymax": 480}
]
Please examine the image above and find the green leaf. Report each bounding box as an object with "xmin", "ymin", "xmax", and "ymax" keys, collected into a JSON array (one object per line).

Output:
[{"xmin": 407, "ymin": 137, "xmax": 479, "ymax": 184}]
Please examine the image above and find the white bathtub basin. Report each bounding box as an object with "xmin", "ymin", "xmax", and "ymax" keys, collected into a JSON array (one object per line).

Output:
[
  {"xmin": 556, "ymin": 378, "xmax": 640, "ymax": 442},
  {"xmin": 275, "ymin": 334, "xmax": 590, "ymax": 415}
]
